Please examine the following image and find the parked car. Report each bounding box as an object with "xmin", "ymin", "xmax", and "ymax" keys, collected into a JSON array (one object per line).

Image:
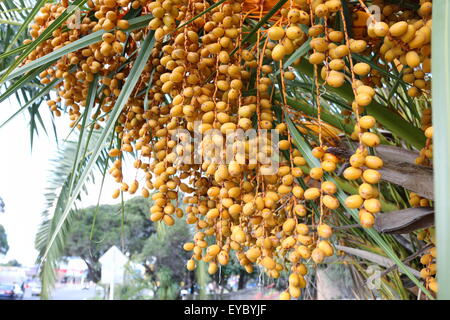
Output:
[
  {"xmin": 0, "ymin": 284, "xmax": 24, "ymax": 300},
  {"xmin": 30, "ymin": 282, "xmax": 42, "ymax": 296}
]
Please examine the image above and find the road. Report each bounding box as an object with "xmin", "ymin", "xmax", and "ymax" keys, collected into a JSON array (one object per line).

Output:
[{"xmin": 23, "ymin": 284, "xmax": 99, "ymax": 300}]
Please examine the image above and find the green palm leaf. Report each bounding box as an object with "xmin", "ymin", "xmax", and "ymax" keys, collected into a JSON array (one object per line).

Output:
[{"xmin": 432, "ymin": 0, "xmax": 450, "ymax": 300}]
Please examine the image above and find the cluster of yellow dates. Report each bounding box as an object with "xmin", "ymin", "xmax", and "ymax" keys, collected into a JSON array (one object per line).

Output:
[{"xmin": 26, "ymin": 0, "xmax": 435, "ymax": 298}]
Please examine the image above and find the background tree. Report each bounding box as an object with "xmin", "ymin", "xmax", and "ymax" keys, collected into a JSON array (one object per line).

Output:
[
  {"xmin": 208, "ymin": 254, "xmax": 258, "ymax": 295},
  {"xmin": 224, "ymin": 259, "xmax": 256, "ymax": 291},
  {"xmin": 0, "ymin": 225, "xmax": 8, "ymax": 256},
  {"xmin": 140, "ymin": 218, "xmax": 193, "ymax": 299},
  {"xmin": 0, "ymin": 196, "xmax": 5, "ymax": 213},
  {"xmin": 64, "ymin": 196, "xmax": 155, "ymax": 282},
  {"xmin": 0, "ymin": 259, "xmax": 21, "ymax": 267},
  {"xmin": 0, "ymin": 197, "xmax": 9, "ymax": 256}
]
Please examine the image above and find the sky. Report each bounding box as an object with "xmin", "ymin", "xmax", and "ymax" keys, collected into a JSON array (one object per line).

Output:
[{"xmin": 0, "ymin": 97, "xmax": 133, "ymax": 266}]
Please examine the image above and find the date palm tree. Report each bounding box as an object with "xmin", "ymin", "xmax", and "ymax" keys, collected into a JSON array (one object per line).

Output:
[{"xmin": 0, "ymin": 0, "xmax": 448, "ymax": 299}]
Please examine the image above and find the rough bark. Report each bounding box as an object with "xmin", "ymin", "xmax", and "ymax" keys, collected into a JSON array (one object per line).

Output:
[
  {"xmin": 330, "ymin": 142, "xmax": 434, "ymax": 199},
  {"xmin": 375, "ymin": 207, "xmax": 434, "ymax": 234},
  {"xmin": 80, "ymin": 256, "xmax": 101, "ymax": 282},
  {"xmin": 378, "ymin": 160, "xmax": 434, "ymax": 200}
]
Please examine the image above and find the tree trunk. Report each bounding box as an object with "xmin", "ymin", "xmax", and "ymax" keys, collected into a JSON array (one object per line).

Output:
[
  {"xmin": 189, "ymin": 270, "xmax": 195, "ymax": 294},
  {"xmin": 81, "ymin": 256, "xmax": 101, "ymax": 282},
  {"xmin": 238, "ymin": 269, "xmax": 246, "ymax": 290}
]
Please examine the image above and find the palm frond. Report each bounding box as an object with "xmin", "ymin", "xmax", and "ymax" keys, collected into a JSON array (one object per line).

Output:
[{"xmin": 35, "ymin": 130, "xmax": 108, "ymax": 299}]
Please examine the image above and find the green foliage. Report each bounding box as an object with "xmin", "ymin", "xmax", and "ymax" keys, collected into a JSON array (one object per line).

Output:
[
  {"xmin": 140, "ymin": 218, "xmax": 192, "ymax": 299},
  {"xmin": 0, "ymin": 225, "xmax": 9, "ymax": 255},
  {"xmin": 155, "ymin": 267, "xmax": 180, "ymax": 300}
]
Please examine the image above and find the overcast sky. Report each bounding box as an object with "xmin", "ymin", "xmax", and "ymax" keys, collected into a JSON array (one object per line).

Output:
[{"xmin": 0, "ymin": 98, "xmax": 134, "ymax": 266}]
